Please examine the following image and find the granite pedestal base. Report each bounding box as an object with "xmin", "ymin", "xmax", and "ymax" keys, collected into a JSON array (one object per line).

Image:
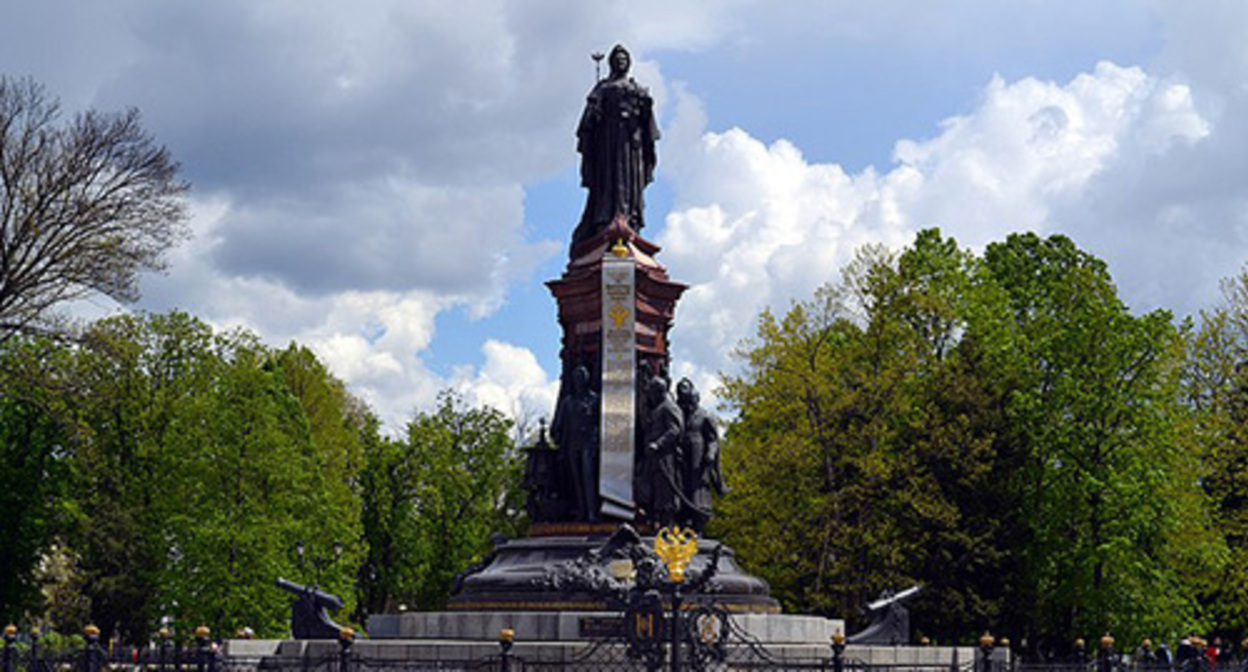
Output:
[
  {"xmin": 368, "ymin": 610, "xmax": 841, "ymax": 644},
  {"xmin": 447, "ymin": 534, "xmax": 780, "ymax": 613},
  {"xmin": 360, "ymin": 609, "xmax": 844, "ymax": 662}
]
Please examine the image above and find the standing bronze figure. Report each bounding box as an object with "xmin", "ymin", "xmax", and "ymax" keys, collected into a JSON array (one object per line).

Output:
[
  {"xmin": 573, "ymin": 44, "xmax": 660, "ymax": 246},
  {"xmin": 551, "ymin": 365, "xmax": 600, "ymax": 521},
  {"xmin": 641, "ymin": 377, "xmax": 684, "ymax": 526},
  {"xmin": 676, "ymin": 378, "xmax": 725, "ymax": 533}
]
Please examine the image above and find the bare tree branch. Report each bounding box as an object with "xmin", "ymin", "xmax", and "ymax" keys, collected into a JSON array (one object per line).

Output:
[{"xmin": 0, "ymin": 77, "xmax": 189, "ymax": 340}]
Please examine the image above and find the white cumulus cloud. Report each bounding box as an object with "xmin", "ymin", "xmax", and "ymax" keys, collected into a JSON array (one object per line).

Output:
[
  {"xmin": 452, "ymin": 340, "xmax": 559, "ymax": 440},
  {"xmin": 658, "ymin": 61, "xmax": 1210, "ymax": 401}
]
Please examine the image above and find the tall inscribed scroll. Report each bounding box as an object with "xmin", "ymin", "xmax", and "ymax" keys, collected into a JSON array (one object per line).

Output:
[{"xmin": 599, "ymin": 252, "xmax": 636, "ymax": 519}]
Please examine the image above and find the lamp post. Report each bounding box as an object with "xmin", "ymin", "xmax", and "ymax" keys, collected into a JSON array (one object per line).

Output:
[
  {"xmin": 4, "ymin": 625, "xmax": 16, "ymax": 672},
  {"xmin": 1098, "ymin": 633, "xmax": 1115, "ymax": 672},
  {"xmin": 980, "ymin": 632, "xmax": 996, "ymax": 672},
  {"xmin": 295, "ymin": 540, "xmax": 344, "ymax": 589},
  {"xmin": 194, "ymin": 625, "xmax": 212, "ymax": 672},
  {"xmin": 831, "ymin": 630, "xmax": 847, "ymax": 672},
  {"xmin": 84, "ymin": 625, "xmax": 101, "ymax": 672},
  {"xmin": 338, "ymin": 627, "xmax": 355, "ymax": 672},
  {"xmin": 28, "ymin": 626, "xmax": 39, "ymax": 672},
  {"xmin": 157, "ymin": 627, "xmax": 171, "ymax": 671},
  {"xmin": 499, "ymin": 628, "xmax": 515, "ymax": 672}
]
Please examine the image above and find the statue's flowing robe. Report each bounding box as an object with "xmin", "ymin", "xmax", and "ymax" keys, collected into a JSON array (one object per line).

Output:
[{"xmin": 574, "ymin": 76, "xmax": 659, "ymax": 245}]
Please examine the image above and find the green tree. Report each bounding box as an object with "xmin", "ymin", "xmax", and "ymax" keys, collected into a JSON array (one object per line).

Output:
[
  {"xmin": 869, "ymin": 230, "xmax": 1018, "ymax": 642},
  {"xmin": 716, "ymin": 284, "xmax": 868, "ymax": 617},
  {"xmin": 66, "ymin": 312, "xmax": 203, "ymax": 640},
  {"xmin": 359, "ymin": 391, "xmax": 523, "ymax": 613},
  {"xmin": 718, "ymin": 232, "xmax": 1016, "ymax": 640},
  {"xmin": 272, "ymin": 344, "xmax": 369, "ymax": 542},
  {"xmin": 718, "ymin": 230, "xmax": 1221, "ymax": 646},
  {"xmin": 1185, "ymin": 269, "xmax": 1248, "ymax": 639},
  {"xmin": 719, "ymin": 238, "xmax": 949, "ymax": 630},
  {"xmin": 978, "ymin": 233, "xmax": 1220, "ymax": 645},
  {"xmin": 0, "ymin": 339, "xmax": 73, "ymax": 621},
  {"xmin": 357, "ymin": 432, "xmax": 410, "ymax": 617},
  {"xmin": 59, "ymin": 313, "xmax": 366, "ymax": 639}
]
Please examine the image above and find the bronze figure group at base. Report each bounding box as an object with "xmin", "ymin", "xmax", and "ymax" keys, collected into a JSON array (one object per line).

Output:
[
  {"xmin": 531, "ymin": 366, "xmax": 726, "ymax": 533},
  {"xmin": 633, "ymin": 367, "xmax": 727, "ymax": 532}
]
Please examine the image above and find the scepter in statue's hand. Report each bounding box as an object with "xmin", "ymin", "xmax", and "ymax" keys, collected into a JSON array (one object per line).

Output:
[{"xmin": 592, "ymin": 51, "xmax": 605, "ymax": 82}]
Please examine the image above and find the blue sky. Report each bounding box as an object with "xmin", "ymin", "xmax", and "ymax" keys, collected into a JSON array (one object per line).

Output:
[{"xmin": 2, "ymin": 1, "xmax": 1245, "ymax": 431}]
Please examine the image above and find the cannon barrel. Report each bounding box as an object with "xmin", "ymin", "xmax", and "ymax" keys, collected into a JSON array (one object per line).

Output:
[
  {"xmin": 847, "ymin": 584, "xmax": 922, "ymax": 646},
  {"xmin": 274, "ymin": 577, "xmax": 345, "ymax": 610}
]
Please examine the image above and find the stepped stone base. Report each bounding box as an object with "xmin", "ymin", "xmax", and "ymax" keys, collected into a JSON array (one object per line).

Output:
[
  {"xmin": 360, "ymin": 610, "xmax": 848, "ymax": 663},
  {"xmin": 230, "ymin": 611, "xmax": 846, "ymax": 664},
  {"xmin": 225, "ymin": 633, "xmax": 975, "ymax": 667},
  {"xmin": 447, "ymin": 534, "xmax": 780, "ymax": 613},
  {"xmin": 367, "ymin": 610, "xmax": 842, "ymax": 644}
]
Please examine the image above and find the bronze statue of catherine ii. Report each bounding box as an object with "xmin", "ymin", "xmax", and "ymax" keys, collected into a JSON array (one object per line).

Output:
[{"xmin": 573, "ymin": 44, "xmax": 660, "ymax": 246}]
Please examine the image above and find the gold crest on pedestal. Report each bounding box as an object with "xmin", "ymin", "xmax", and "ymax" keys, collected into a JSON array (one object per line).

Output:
[{"xmin": 654, "ymin": 526, "xmax": 699, "ymax": 584}]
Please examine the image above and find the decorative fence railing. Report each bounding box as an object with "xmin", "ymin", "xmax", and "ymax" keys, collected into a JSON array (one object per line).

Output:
[
  {"xmin": 1, "ymin": 627, "xmax": 963, "ymax": 672},
  {"xmin": 1, "ymin": 636, "xmax": 223, "ymax": 672},
  {"xmin": 10, "ymin": 629, "xmax": 1248, "ymax": 672}
]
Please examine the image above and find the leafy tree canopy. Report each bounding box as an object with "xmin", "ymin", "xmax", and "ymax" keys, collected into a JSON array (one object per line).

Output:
[{"xmin": 717, "ymin": 229, "xmax": 1223, "ymax": 648}]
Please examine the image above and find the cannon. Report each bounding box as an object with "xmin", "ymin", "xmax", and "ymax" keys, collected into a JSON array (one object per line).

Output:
[
  {"xmin": 275, "ymin": 577, "xmax": 346, "ymax": 640},
  {"xmin": 847, "ymin": 585, "xmax": 923, "ymax": 645}
]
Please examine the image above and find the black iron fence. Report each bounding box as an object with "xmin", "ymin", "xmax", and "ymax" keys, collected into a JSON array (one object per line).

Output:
[
  {"xmin": 1012, "ymin": 657, "xmax": 1248, "ymax": 672},
  {"xmin": 2, "ymin": 625, "xmax": 958, "ymax": 672},
  {"xmin": 11, "ymin": 623, "xmax": 1248, "ymax": 672},
  {"xmin": 252, "ymin": 642, "xmax": 968, "ymax": 672},
  {"xmin": 2, "ymin": 627, "xmax": 223, "ymax": 672},
  {"xmin": 251, "ymin": 615, "xmax": 968, "ymax": 672}
]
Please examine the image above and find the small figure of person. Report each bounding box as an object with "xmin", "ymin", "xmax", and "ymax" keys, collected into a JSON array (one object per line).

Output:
[
  {"xmin": 1176, "ymin": 636, "xmax": 1198, "ymax": 672},
  {"xmin": 1207, "ymin": 637, "xmax": 1224, "ymax": 668},
  {"xmin": 1156, "ymin": 642, "xmax": 1173, "ymax": 668},
  {"xmin": 1135, "ymin": 638, "xmax": 1159, "ymax": 672}
]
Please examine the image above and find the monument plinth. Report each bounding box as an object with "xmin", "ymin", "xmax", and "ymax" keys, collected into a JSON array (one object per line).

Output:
[
  {"xmin": 545, "ymin": 216, "xmax": 687, "ymax": 522},
  {"xmin": 449, "ymin": 211, "xmax": 779, "ymax": 612},
  {"xmin": 547, "ymin": 216, "xmax": 685, "ymax": 385}
]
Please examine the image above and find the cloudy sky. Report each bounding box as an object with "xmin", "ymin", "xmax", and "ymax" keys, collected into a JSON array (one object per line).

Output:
[{"xmin": 3, "ymin": 1, "xmax": 1246, "ymax": 430}]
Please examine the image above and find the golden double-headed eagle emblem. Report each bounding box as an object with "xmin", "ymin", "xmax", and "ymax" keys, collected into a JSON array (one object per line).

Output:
[
  {"xmin": 653, "ymin": 526, "xmax": 699, "ymax": 584},
  {"xmin": 609, "ymin": 304, "xmax": 630, "ymax": 328}
]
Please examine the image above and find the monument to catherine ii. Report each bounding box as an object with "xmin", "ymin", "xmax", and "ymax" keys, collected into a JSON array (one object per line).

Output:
[
  {"xmin": 444, "ymin": 43, "xmax": 777, "ymax": 614},
  {"xmin": 347, "ymin": 45, "xmax": 859, "ymax": 661},
  {"xmin": 216, "ymin": 47, "xmax": 985, "ymax": 670},
  {"xmin": 234, "ymin": 45, "xmax": 981, "ymax": 669}
]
